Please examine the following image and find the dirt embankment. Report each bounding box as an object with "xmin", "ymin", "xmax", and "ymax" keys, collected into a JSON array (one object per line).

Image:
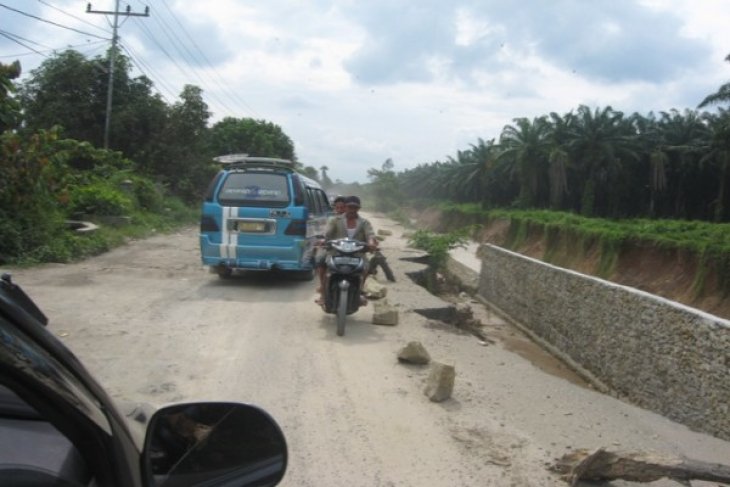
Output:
[{"xmin": 413, "ymin": 207, "xmax": 730, "ymax": 320}]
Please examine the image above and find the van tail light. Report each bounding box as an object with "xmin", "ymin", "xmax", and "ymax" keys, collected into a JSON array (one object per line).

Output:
[
  {"xmin": 284, "ymin": 219, "xmax": 307, "ymax": 236},
  {"xmin": 200, "ymin": 215, "xmax": 220, "ymax": 232}
]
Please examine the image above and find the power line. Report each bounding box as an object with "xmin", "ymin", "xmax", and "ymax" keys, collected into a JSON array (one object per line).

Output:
[
  {"xmin": 0, "ymin": 29, "xmax": 53, "ymax": 50},
  {"xmin": 156, "ymin": 0, "xmax": 261, "ymax": 118},
  {"xmin": 132, "ymin": 0, "xmax": 261, "ymax": 119},
  {"xmin": 119, "ymin": 42, "xmax": 176, "ymax": 102},
  {"xmin": 0, "ymin": 38, "xmax": 108, "ymax": 59},
  {"xmin": 0, "ymin": 3, "xmax": 110, "ymax": 41},
  {"xmin": 35, "ymin": 0, "xmax": 112, "ymax": 35},
  {"xmin": 134, "ymin": 15, "xmax": 236, "ymax": 117},
  {"xmin": 0, "ymin": 31, "xmax": 47, "ymax": 57},
  {"xmin": 131, "ymin": 17, "xmax": 236, "ymax": 117}
]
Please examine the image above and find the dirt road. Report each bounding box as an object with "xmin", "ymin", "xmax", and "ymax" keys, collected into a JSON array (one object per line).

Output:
[{"xmin": 7, "ymin": 213, "xmax": 730, "ymax": 486}]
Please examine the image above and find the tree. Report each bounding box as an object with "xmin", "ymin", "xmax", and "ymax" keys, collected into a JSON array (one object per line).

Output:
[
  {"xmin": 300, "ymin": 166, "xmax": 319, "ymax": 180},
  {"xmin": 545, "ymin": 111, "xmax": 575, "ymax": 209},
  {"xmin": 18, "ymin": 48, "xmax": 168, "ymax": 168},
  {"xmin": 319, "ymin": 165, "xmax": 333, "ymax": 188},
  {"xmin": 19, "ymin": 50, "xmax": 107, "ymax": 145},
  {"xmin": 367, "ymin": 158, "xmax": 401, "ymax": 212},
  {"xmin": 208, "ymin": 117, "xmax": 295, "ymax": 160},
  {"xmin": 699, "ymin": 53, "xmax": 730, "ymax": 108},
  {"xmin": 110, "ymin": 74, "xmax": 168, "ymax": 168},
  {"xmin": 439, "ymin": 139, "xmax": 498, "ymax": 204},
  {"xmin": 150, "ymin": 84, "xmax": 212, "ymax": 202},
  {"xmin": 497, "ymin": 116, "xmax": 551, "ymax": 207},
  {"xmin": 563, "ymin": 105, "xmax": 638, "ymax": 216},
  {"xmin": 649, "ymin": 109, "xmax": 710, "ymax": 218},
  {"xmin": 700, "ymin": 109, "xmax": 730, "ymax": 221},
  {"xmin": 0, "ymin": 61, "xmax": 21, "ymax": 132}
]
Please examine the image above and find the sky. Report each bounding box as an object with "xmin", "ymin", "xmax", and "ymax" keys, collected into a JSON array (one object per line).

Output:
[{"xmin": 1, "ymin": 0, "xmax": 730, "ymax": 183}]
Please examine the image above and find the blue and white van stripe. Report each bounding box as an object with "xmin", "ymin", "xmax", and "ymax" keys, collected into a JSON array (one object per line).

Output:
[{"xmin": 220, "ymin": 206, "xmax": 237, "ymax": 260}]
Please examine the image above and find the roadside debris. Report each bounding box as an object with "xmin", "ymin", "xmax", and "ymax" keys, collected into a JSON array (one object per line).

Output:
[
  {"xmin": 372, "ymin": 299, "xmax": 399, "ymax": 326},
  {"xmin": 551, "ymin": 448, "xmax": 730, "ymax": 486},
  {"xmin": 397, "ymin": 341, "xmax": 431, "ymax": 365},
  {"xmin": 363, "ymin": 278, "xmax": 387, "ymax": 299},
  {"xmin": 424, "ymin": 361, "xmax": 455, "ymax": 402}
]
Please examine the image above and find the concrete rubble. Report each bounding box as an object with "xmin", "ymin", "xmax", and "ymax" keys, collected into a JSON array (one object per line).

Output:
[
  {"xmin": 372, "ymin": 299, "xmax": 398, "ymax": 326},
  {"xmin": 424, "ymin": 361, "xmax": 455, "ymax": 402},
  {"xmin": 397, "ymin": 341, "xmax": 431, "ymax": 365}
]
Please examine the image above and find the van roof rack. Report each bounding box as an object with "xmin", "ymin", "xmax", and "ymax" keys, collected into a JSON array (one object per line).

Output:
[{"xmin": 213, "ymin": 154, "xmax": 295, "ymax": 168}]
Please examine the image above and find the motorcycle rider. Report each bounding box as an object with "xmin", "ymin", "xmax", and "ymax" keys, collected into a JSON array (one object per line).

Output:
[{"xmin": 317, "ymin": 195, "xmax": 377, "ymax": 306}]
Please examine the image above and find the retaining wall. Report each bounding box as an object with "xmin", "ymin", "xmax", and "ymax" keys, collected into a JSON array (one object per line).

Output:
[{"xmin": 476, "ymin": 244, "xmax": 730, "ymax": 441}]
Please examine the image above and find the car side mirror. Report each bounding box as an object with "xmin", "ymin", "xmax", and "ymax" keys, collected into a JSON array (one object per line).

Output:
[{"xmin": 142, "ymin": 402, "xmax": 287, "ymax": 487}]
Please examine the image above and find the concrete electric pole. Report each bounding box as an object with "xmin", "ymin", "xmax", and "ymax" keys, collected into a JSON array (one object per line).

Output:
[{"xmin": 86, "ymin": 2, "xmax": 149, "ymax": 149}]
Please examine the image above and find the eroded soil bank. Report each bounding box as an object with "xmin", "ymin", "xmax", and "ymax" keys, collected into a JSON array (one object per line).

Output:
[{"xmin": 412, "ymin": 207, "xmax": 730, "ymax": 320}]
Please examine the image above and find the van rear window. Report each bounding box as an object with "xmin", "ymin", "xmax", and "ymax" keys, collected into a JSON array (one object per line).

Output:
[{"xmin": 218, "ymin": 172, "xmax": 291, "ymax": 207}]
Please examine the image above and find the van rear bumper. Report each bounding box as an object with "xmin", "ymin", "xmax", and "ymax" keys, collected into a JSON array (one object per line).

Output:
[{"xmin": 199, "ymin": 235, "xmax": 313, "ymax": 271}]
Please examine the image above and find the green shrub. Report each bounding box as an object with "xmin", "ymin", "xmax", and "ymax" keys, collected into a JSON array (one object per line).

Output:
[
  {"xmin": 131, "ymin": 178, "xmax": 164, "ymax": 212},
  {"xmin": 68, "ymin": 183, "xmax": 133, "ymax": 216},
  {"xmin": 408, "ymin": 228, "xmax": 470, "ymax": 269}
]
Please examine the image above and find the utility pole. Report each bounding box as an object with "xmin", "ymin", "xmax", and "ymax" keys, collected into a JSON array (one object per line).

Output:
[{"xmin": 87, "ymin": 2, "xmax": 149, "ymax": 149}]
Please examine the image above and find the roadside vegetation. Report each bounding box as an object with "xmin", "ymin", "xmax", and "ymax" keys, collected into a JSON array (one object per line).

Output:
[
  {"xmin": 3, "ymin": 43, "xmax": 730, "ymax": 282},
  {"xmin": 407, "ymin": 227, "xmax": 473, "ymax": 271},
  {"xmin": 1, "ymin": 49, "xmax": 317, "ymax": 265},
  {"xmin": 363, "ymin": 53, "xmax": 730, "ymax": 291}
]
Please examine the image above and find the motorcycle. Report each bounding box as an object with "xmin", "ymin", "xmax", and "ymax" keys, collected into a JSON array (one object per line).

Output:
[{"xmin": 321, "ymin": 238, "xmax": 370, "ymax": 336}]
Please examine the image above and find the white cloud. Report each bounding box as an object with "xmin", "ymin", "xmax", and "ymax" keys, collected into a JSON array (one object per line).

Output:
[{"xmin": 1, "ymin": 0, "xmax": 729, "ymax": 182}]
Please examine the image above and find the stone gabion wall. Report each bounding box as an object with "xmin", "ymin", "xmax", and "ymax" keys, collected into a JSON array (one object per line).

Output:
[{"xmin": 477, "ymin": 244, "xmax": 730, "ymax": 440}]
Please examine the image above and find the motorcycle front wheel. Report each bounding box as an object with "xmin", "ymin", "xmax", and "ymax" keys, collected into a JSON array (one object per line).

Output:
[{"xmin": 336, "ymin": 285, "xmax": 348, "ymax": 336}]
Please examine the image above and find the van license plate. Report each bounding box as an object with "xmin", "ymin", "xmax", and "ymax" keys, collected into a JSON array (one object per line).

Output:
[{"xmin": 238, "ymin": 222, "xmax": 266, "ymax": 232}]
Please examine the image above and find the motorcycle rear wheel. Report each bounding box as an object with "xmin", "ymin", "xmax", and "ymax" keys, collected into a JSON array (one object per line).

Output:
[{"xmin": 336, "ymin": 286, "xmax": 348, "ymax": 336}]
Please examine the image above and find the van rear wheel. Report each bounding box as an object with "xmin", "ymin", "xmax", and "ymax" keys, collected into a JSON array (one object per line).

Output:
[{"xmin": 216, "ymin": 267, "xmax": 233, "ymax": 279}]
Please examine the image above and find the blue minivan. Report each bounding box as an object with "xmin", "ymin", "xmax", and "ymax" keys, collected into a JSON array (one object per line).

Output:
[{"xmin": 199, "ymin": 155, "xmax": 331, "ymax": 279}]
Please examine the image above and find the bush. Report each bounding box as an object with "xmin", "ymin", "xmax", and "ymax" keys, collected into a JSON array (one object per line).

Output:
[
  {"xmin": 106, "ymin": 174, "xmax": 165, "ymax": 212},
  {"xmin": 131, "ymin": 178, "xmax": 164, "ymax": 212},
  {"xmin": 408, "ymin": 228, "xmax": 470, "ymax": 269},
  {"xmin": 68, "ymin": 183, "xmax": 133, "ymax": 217}
]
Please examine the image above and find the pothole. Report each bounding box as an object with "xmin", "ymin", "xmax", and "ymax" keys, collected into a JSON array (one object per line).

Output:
[
  {"xmin": 414, "ymin": 305, "xmax": 491, "ymax": 342},
  {"xmin": 405, "ymin": 269, "xmax": 427, "ymax": 287},
  {"xmin": 407, "ymin": 258, "xmax": 591, "ymax": 388},
  {"xmin": 407, "ymin": 268, "xmax": 488, "ymax": 340}
]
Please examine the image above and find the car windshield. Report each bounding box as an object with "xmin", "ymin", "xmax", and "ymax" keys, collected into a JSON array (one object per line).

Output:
[
  {"xmin": 218, "ymin": 172, "xmax": 291, "ymax": 208},
  {"xmin": 4, "ymin": 2, "xmax": 730, "ymax": 486}
]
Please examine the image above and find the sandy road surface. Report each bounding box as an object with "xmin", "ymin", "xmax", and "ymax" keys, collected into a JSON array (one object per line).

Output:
[{"xmin": 6, "ymin": 213, "xmax": 730, "ymax": 486}]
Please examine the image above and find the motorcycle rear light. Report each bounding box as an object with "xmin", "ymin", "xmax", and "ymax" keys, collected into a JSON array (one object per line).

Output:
[
  {"xmin": 285, "ymin": 220, "xmax": 307, "ymax": 236},
  {"xmin": 200, "ymin": 215, "xmax": 219, "ymax": 232}
]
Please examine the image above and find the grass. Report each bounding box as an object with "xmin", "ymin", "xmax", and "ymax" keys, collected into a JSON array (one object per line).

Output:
[
  {"xmin": 5, "ymin": 198, "xmax": 198, "ymax": 266},
  {"xmin": 435, "ymin": 203, "xmax": 730, "ymax": 292}
]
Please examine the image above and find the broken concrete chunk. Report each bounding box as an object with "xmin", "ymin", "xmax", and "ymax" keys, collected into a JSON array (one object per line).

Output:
[
  {"xmin": 397, "ymin": 341, "xmax": 431, "ymax": 365},
  {"xmin": 372, "ymin": 299, "xmax": 398, "ymax": 326},
  {"xmin": 424, "ymin": 361, "xmax": 455, "ymax": 402},
  {"xmin": 363, "ymin": 278, "xmax": 387, "ymax": 299}
]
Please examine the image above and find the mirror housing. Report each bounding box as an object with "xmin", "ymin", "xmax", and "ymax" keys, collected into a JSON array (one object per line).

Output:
[{"xmin": 142, "ymin": 402, "xmax": 287, "ymax": 487}]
